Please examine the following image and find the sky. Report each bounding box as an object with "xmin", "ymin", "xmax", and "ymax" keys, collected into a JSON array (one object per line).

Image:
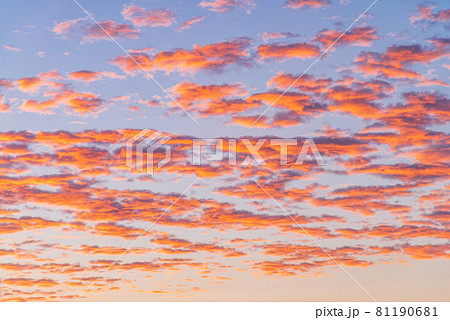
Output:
[{"xmin": 0, "ymin": 0, "xmax": 449, "ymax": 301}]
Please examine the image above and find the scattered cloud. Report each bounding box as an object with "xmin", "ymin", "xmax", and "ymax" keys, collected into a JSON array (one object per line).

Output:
[
  {"xmin": 284, "ymin": 0, "xmax": 331, "ymax": 10},
  {"xmin": 177, "ymin": 16, "xmax": 205, "ymax": 31},
  {"xmin": 53, "ymin": 18, "xmax": 140, "ymax": 42},
  {"xmin": 2, "ymin": 45, "xmax": 21, "ymax": 52},
  {"xmin": 257, "ymin": 42, "xmax": 320, "ymax": 60},
  {"xmin": 198, "ymin": 0, "xmax": 256, "ymax": 13},
  {"xmin": 111, "ymin": 38, "xmax": 253, "ymax": 74},
  {"xmin": 122, "ymin": 5, "xmax": 177, "ymax": 27}
]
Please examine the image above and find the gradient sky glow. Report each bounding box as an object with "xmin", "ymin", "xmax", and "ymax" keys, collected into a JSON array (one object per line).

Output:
[{"xmin": 0, "ymin": 0, "xmax": 449, "ymax": 301}]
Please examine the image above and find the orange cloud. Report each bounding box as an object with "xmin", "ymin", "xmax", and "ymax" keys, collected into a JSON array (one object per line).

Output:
[
  {"xmin": 353, "ymin": 163, "xmax": 449, "ymax": 182},
  {"xmin": 19, "ymin": 99, "xmax": 58, "ymax": 114},
  {"xmin": 246, "ymin": 91, "xmax": 325, "ymax": 116},
  {"xmin": 169, "ymin": 81, "xmax": 261, "ymax": 116},
  {"xmin": 423, "ymin": 210, "xmax": 449, "ymax": 224},
  {"xmin": 313, "ymin": 26, "xmax": 381, "ymax": 49},
  {"xmin": 69, "ymin": 70, "xmax": 101, "ymax": 82},
  {"xmin": 252, "ymin": 259, "xmax": 331, "ymax": 276},
  {"xmin": 15, "ymin": 70, "xmax": 62, "ymax": 93},
  {"xmin": 325, "ymin": 80, "xmax": 393, "ymax": 118},
  {"xmin": 0, "ymin": 127, "xmax": 448, "ymax": 300},
  {"xmin": 0, "ymin": 95, "xmax": 11, "ymax": 112},
  {"xmin": 152, "ymin": 234, "xmax": 246, "ymax": 257},
  {"xmin": 311, "ymin": 197, "xmax": 411, "ymax": 216},
  {"xmin": 19, "ymin": 90, "xmax": 104, "ymax": 115},
  {"xmin": 0, "ymin": 79, "xmax": 13, "ymax": 89},
  {"xmin": 257, "ymin": 42, "xmax": 320, "ymax": 60},
  {"xmin": 176, "ymin": 16, "xmax": 205, "ymax": 31},
  {"xmin": 15, "ymin": 72, "xmax": 106, "ymax": 115},
  {"xmin": 355, "ymin": 42, "xmax": 449, "ymax": 85},
  {"xmin": 284, "ymin": 0, "xmax": 330, "ymax": 9},
  {"xmin": 330, "ymin": 183, "xmax": 424, "ymax": 199},
  {"xmin": 111, "ymin": 38, "xmax": 252, "ymax": 74},
  {"xmin": 75, "ymin": 245, "xmax": 150, "ymax": 256},
  {"xmin": 410, "ymin": 5, "xmax": 450, "ymax": 26},
  {"xmin": 35, "ymin": 130, "xmax": 122, "ymax": 147},
  {"xmin": 3, "ymin": 278, "xmax": 59, "ymax": 287},
  {"xmin": 267, "ymin": 72, "xmax": 332, "ymax": 95},
  {"xmin": 230, "ymin": 115, "xmax": 271, "ymax": 128},
  {"xmin": 257, "ymin": 243, "xmax": 391, "ymax": 272},
  {"xmin": 402, "ymin": 244, "xmax": 450, "ymax": 260},
  {"xmin": 92, "ymin": 223, "xmax": 145, "ymax": 239},
  {"xmin": 64, "ymin": 91, "xmax": 104, "ymax": 114},
  {"xmin": 338, "ymin": 225, "xmax": 449, "ymax": 240},
  {"xmin": 68, "ymin": 70, "xmax": 124, "ymax": 83},
  {"xmin": 355, "ymin": 91, "xmax": 450, "ymax": 152},
  {"xmin": 0, "ymin": 216, "xmax": 84, "ymax": 235},
  {"xmin": 0, "ymin": 143, "xmax": 30, "ymax": 155}
]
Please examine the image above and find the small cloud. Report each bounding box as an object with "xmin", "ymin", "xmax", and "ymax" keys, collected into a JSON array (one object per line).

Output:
[
  {"xmin": 34, "ymin": 51, "xmax": 47, "ymax": 58},
  {"xmin": 68, "ymin": 70, "xmax": 125, "ymax": 82},
  {"xmin": 198, "ymin": 0, "xmax": 256, "ymax": 14},
  {"xmin": 13, "ymin": 29, "xmax": 31, "ymax": 35},
  {"xmin": 0, "ymin": 94, "xmax": 11, "ymax": 113},
  {"xmin": 122, "ymin": 6, "xmax": 177, "ymax": 27},
  {"xmin": 176, "ymin": 16, "xmax": 205, "ymax": 32},
  {"xmin": 127, "ymin": 47, "xmax": 153, "ymax": 54},
  {"xmin": 410, "ymin": 5, "xmax": 450, "ymax": 27},
  {"xmin": 284, "ymin": 0, "xmax": 331, "ymax": 10},
  {"xmin": 2, "ymin": 45, "xmax": 21, "ymax": 52},
  {"xmin": 262, "ymin": 32, "xmax": 300, "ymax": 43},
  {"xmin": 53, "ymin": 18, "xmax": 140, "ymax": 43}
]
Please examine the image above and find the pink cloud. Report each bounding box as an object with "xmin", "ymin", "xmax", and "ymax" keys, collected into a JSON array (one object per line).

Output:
[
  {"xmin": 284, "ymin": 0, "xmax": 331, "ymax": 9},
  {"xmin": 122, "ymin": 5, "xmax": 177, "ymax": 27},
  {"xmin": 198, "ymin": 0, "xmax": 256, "ymax": 13},
  {"xmin": 53, "ymin": 18, "xmax": 139, "ymax": 42},
  {"xmin": 2, "ymin": 45, "xmax": 21, "ymax": 52},
  {"xmin": 177, "ymin": 16, "xmax": 205, "ymax": 31}
]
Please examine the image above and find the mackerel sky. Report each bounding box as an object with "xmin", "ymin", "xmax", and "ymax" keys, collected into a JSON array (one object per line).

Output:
[{"xmin": 0, "ymin": 0, "xmax": 449, "ymax": 301}]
